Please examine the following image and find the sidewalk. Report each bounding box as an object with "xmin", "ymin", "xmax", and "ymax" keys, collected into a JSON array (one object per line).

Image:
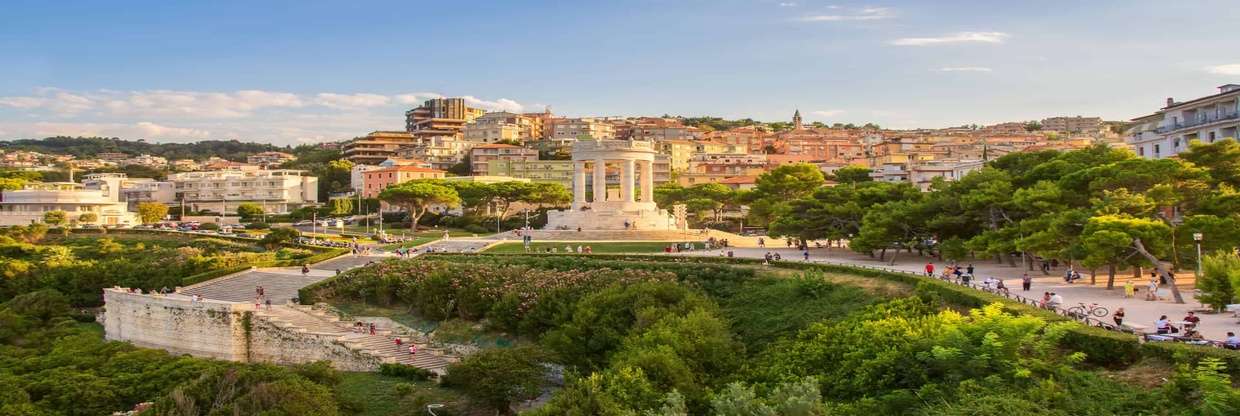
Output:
[{"xmin": 680, "ymin": 246, "xmax": 1238, "ymax": 341}]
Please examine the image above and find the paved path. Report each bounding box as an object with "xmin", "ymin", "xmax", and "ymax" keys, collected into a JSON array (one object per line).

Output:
[
  {"xmin": 180, "ymin": 255, "xmax": 389, "ymax": 304},
  {"xmin": 679, "ymin": 246, "xmax": 1238, "ymax": 341}
]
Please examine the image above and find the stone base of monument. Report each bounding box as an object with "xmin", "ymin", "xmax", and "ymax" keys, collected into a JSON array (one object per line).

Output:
[{"xmin": 545, "ymin": 206, "xmax": 677, "ymax": 230}]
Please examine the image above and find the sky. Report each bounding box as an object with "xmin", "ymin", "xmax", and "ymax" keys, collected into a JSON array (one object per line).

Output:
[{"xmin": 1, "ymin": 0, "xmax": 1238, "ymax": 146}]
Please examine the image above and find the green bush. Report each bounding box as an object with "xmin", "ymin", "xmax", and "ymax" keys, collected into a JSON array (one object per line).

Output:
[
  {"xmin": 379, "ymin": 363, "xmax": 437, "ymax": 381},
  {"xmin": 198, "ymin": 222, "xmax": 221, "ymax": 231}
]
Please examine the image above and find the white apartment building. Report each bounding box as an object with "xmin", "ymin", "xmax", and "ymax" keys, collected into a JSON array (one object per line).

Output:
[
  {"xmin": 550, "ymin": 118, "xmax": 616, "ymax": 140},
  {"xmin": 463, "ymin": 112, "xmax": 537, "ymax": 144},
  {"xmin": 910, "ymin": 160, "xmax": 985, "ymax": 191},
  {"xmin": 397, "ymin": 135, "xmax": 472, "ymax": 170},
  {"xmin": 1128, "ymin": 84, "xmax": 1240, "ymax": 159},
  {"xmin": 169, "ymin": 169, "xmax": 318, "ymax": 214},
  {"xmin": 0, "ymin": 173, "xmax": 138, "ymax": 226},
  {"xmin": 119, "ymin": 178, "xmax": 177, "ymax": 210}
]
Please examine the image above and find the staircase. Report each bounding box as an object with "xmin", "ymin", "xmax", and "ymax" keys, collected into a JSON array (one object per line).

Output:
[
  {"xmin": 253, "ymin": 305, "xmax": 452, "ymax": 374},
  {"xmin": 487, "ymin": 229, "xmax": 710, "ymax": 242}
]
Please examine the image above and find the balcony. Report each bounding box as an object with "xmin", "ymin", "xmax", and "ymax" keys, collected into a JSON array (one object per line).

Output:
[{"xmin": 1156, "ymin": 111, "xmax": 1240, "ymax": 133}]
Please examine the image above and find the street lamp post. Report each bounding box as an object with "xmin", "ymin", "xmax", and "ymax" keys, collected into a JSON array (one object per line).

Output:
[{"xmin": 1194, "ymin": 232, "xmax": 1204, "ymax": 279}]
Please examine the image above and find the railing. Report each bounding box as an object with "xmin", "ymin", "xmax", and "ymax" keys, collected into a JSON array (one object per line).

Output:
[{"xmin": 1155, "ymin": 112, "xmax": 1240, "ymax": 133}]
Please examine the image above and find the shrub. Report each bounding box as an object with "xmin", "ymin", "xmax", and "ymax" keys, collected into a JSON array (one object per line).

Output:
[
  {"xmin": 379, "ymin": 363, "xmax": 437, "ymax": 381},
  {"xmin": 464, "ymin": 224, "xmax": 491, "ymax": 234},
  {"xmin": 442, "ymin": 346, "xmax": 548, "ymax": 415},
  {"xmin": 246, "ymin": 222, "xmax": 271, "ymax": 230},
  {"xmin": 199, "ymin": 222, "xmax": 221, "ymax": 231}
]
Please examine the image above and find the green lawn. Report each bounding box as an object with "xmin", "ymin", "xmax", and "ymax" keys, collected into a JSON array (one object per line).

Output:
[
  {"xmin": 380, "ymin": 237, "xmax": 439, "ymax": 251},
  {"xmin": 483, "ymin": 241, "xmax": 700, "ymax": 254},
  {"xmin": 336, "ymin": 372, "xmax": 478, "ymax": 416}
]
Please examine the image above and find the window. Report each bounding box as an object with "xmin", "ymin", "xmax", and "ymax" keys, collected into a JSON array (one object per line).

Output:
[{"xmin": 1154, "ymin": 144, "xmax": 1161, "ymax": 157}]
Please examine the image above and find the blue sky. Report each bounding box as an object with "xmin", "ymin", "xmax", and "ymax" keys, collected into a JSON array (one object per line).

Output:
[{"xmin": 2, "ymin": 0, "xmax": 1238, "ymax": 145}]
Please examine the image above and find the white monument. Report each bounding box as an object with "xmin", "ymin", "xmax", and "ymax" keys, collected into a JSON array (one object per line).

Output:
[{"xmin": 545, "ymin": 139, "xmax": 676, "ymax": 230}]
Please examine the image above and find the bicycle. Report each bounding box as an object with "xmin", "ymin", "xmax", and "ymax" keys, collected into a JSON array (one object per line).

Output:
[{"xmin": 1067, "ymin": 302, "xmax": 1109, "ymax": 318}]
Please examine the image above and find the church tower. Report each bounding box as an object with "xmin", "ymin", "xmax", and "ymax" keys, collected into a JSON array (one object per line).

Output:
[{"xmin": 792, "ymin": 109, "xmax": 803, "ymax": 130}]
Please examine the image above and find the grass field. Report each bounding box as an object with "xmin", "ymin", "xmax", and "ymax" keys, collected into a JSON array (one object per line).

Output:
[
  {"xmin": 336, "ymin": 372, "xmax": 479, "ymax": 416},
  {"xmin": 380, "ymin": 237, "xmax": 439, "ymax": 250},
  {"xmin": 483, "ymin": 241, "xmax": 699, "ymax": 254}
]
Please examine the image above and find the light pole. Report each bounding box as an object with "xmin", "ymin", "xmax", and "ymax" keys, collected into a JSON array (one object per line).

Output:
[{"xmin": 1194, "ymin": 232, "xmax": 1204, "ymax": 279}]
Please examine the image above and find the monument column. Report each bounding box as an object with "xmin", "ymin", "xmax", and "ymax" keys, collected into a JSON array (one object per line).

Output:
[
  {"xmin": 573, "ymin": 161, "xmax": 587, "ymax": 206},
  {"xmin": 641, "ymin": 159, "xmax": 654, "ymax": 203},
  {"xmin": 621, "ymin": 159, "xmax": 635, "ymax": 202},
  {"xmin": 593, "ymin": 159, "xmax": 606, "ymax": 203}
]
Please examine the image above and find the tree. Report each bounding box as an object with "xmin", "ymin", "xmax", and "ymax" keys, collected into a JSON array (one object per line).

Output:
[
  {"xmin": 830, "ymin": 166, "xmax": 873, "ymax": 184},
  {"xmin": 443, "ymin": 347, "xmax": 547, "ymax": 415},
  {"xmin": 328, "ymin": 198, "xmax": 353, "ymax": 216},
  {"xmin": 378, "ymin": 180, "xmax": 460, "ymax": 231},
  {"xmin": 1198, "ymin": 252, "xmax": 1240, "ymax": 312},
  {"xmin": 136, "ymin": 202, "xmax": 169, "ymax": 224},
  {"xmin": 260, "ymin": 227, "xmax": 301, "ymax": 249},
  {"xmin": 77, "ymin": 212, "xmax": 98, "ymax": 225},
  {"xmin": 1082, "ymin": 215, "xmax": 1181, "ymax": 302},
  {"xmin": 42, "ymin": 210, "xmax": 67, "ymax": 227},
  {"xmin": 746, "ymin": 163, "xmax": 825, "ymax": 226},
  {"xmin": 236, "ymin": 203, "xmax": 265, "ymax": 221}
]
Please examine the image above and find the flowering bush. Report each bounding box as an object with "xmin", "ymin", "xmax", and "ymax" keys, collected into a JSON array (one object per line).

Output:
[{"xmin": 301, "ymin": 259, "xmax": 677, "ymax": 335}]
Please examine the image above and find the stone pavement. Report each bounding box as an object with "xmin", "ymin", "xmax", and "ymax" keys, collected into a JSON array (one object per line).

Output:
[
  {"xmin": 678, "ymin": 246, "xmax": 1239, "ymax": 342},
  {"xmin": 179, "ymin": 255, "xmax": 389, "ymax": 305}
]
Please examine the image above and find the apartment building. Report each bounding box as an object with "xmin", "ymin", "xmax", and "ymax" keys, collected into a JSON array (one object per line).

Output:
[
  {"xmin": 246, "ymin": 151, "xmax": 296, "ymax": 167},
  {"xmin": 629, "ymin": 124, "xmax": 702, "ymax": 141},
  {"xmin": 343, "ymin": 131, "xmax": 418, "ymax": 165},
  {"xmin": 657, "ymin": 140, "xmax": 697, "ymax": 173},
  {"xmin": 469, "ymin": 143, "xmax": 538, "ymax": 176},
  {"xmin": 1042, "ymin": 116, "xmax": 1102, "ymax": 133},
  {"xmin": 1128, "ymin": 84, "xmax": 1240, "ymax": 159},
  {"xmin": 170, "ymin": 169, "xmax": 318, "ymax": 214},
  {"xmin": 463, "ymin": 112, "xmax": 538, "ymax": 144},
  {"xmin": 396, "ymin": 135, "xmax": 472, "ymax": 171},
  {"xmin": 119, "ymin": 177, "xmax": 177, "ymax": 210},
  {"xmin": 550, "ymin": 118, "xmax": 615, "ymax": 140},
  {"xmin": 0, "ymin": 173, "xmax": 138, "ymax": 226},
  {"xmin": 485, "ymin": 159, "xmax": 575, "ymax": 188},
  {"xmin": 678, "ymin": 154, "xmax": 768, "ymax": 186},
  {"xmin": 909, "ymin": 160, "xmax": 985, "ymax": 191},
  {"xmin": 405, "ymin": 97, "xmax": 486, "ymax": 136},
  {"xmin": 121, "ymin": 154, "xmax": 169, "ymax": 168},
  {"xmin": 360, "ymin": 166, "xmax": 447, "ymax": 198}
]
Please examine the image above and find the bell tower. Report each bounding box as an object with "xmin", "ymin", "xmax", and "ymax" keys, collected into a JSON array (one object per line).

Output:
[{"xmin": 792, "ymin": 109, "xmax": 803, "ymax": 130}]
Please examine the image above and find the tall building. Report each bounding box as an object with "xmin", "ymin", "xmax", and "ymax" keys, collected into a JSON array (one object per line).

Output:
[
  {"xmin": 405, "ymin": 97, "xmax": 486, "ymax": 137},
  {"xmin": 1128, "ymin": 84, "xmax": 1240, "ymax": 159},
  {"xmin": 343, "ymin": 131, "xmax": 417, "ymax": 165},
  {"xmin": 792, "ymin": 109, "xmax": 803, "ymax": 130}
]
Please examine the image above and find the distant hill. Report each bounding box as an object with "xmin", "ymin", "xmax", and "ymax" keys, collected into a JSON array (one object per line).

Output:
[{"xmin": 0, "ymin": 136, "xmax": 288, "ymax": 161}]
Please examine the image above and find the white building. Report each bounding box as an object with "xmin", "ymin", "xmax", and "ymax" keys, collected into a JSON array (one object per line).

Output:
[
  {"xmin": 0, "ymin": 173, "xmax": 138, "ymax": 226},
  {"xmin": 120, "ymin": 178, "xmax": 177, "ymax": 209},
  {"xmin": 910, "ymin": 160, "xmax": 986, "ymax": 191},
  {"xmin": 1128, "ymin": 84, "xmax": 1240, "ymax": 159},
  {"xmin": 550, "ymin": 118, "xmax": 616, "ymax": 141},
  {"xmin": 169, "ymin": 169, "xmax": 318, "ymax": 214},
  {"xmin": 397, "ymin": 135, "xmax": 472, "ymax": 170}
]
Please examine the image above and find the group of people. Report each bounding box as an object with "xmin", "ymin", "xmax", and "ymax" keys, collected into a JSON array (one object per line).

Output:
[
  {"xmin": 705, "ymin": 237, "xmax": 731, "ymax": 249},
  {"xmin": 353, "ymin": 321, "xmax": 377, "ymax": 335},
  {"xmin": 1154, "ymin": 312, "xmax": 1206, "ymax": 340},
  {"xmin": 1038, "ymin": 291, "xmax": 1065, "ymax": 310},
  {"xmin": 253, "ymin": 286, "xmax": 272, "ymax": 310},
  {"xmin": 394, "ymin": 337, "xmax": 418, "ymax": 356}
]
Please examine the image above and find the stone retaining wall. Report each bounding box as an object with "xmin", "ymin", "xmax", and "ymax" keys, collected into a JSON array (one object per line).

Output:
[{"xmin": 103, "ymin": 288, "xmax": 381, "ymax": 370}]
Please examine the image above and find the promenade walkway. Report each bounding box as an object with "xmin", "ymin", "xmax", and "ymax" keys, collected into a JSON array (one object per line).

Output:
[{"xmin": 681, "ymin": 246, "xmax": 1237, "ymax": 341}]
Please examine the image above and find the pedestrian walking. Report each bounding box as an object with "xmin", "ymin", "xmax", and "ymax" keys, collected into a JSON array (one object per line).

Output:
[
  {"xmin": 301, "ymin": 264, "xmax": 310, "ymax": 276},
  {"xmin": 1124, "ymin": 279, "xmax": 1135, "ymax": 298},
  {"xmin": 1021, "ymin": 273, "xmax": 1032, "ymax": 291},
  {"xmin": 966, "ymin": 264, "xmax": 974, "ymax": 275},
  {"xmin": 409, "ymin": 344, "xmax": 417, "ymax": 356},
  {"xmin": 925, "ymin": 262, "xmax": 935, "ymax": 277},
  {"xmin": 264, "ymin": 299, "xmax": 271, "ymax": 310},
  {"xmin": 394, "ymin": 337, "xmax": 403, "ymax": 351},
  {"xmin": 1113, "ymin": 307, "xmax": 1125, "ymax": 326},
  {"xmin": 369, "ymin": 322, "xmax": 376, "ymax": 335}
]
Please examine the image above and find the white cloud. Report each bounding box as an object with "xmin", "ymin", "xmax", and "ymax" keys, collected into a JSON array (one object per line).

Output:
[
  {"xmin": 778, "ymin": 2, "xmax": 797, "ymax": 7},
  {"xmin": 314, "ymin": 93, "xmax": 391, "ymax": 109},
  {"xmin": 1205, "ymin": 64, "xmax": 1240, "ymax": 75},
  {"xmin": 810, "ymin": 110, "xmax": 845, "ymax": 118},
  {"xmin": 462, "ymin": 96, "xmax": 525, "ymax": 113},
  {"xmin": 134, "ymin": 121, "xmax": 211, "ymax": 139},
  {"xmin": 799, "ymin": 7, "xmax": 892, "ymax": 22},
  {"xmin": 890, "ymin": 31, "xmax": 1009, "ymax": 46},
  {"xmin": 935, "ymin": 66, "xmax": 993, "ymax": 72},
  {"xmin": 0, "ymin": 87, "xmax": 532, "ymax": 145}
]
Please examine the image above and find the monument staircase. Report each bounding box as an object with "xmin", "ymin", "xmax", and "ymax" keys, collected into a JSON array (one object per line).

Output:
[{"xmin": 254, "ymin": 304, "xmax": 453, "ymax": 374}]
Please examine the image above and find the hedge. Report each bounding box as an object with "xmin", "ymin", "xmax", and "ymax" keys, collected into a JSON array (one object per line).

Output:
[
  {"xmin": 420, "ymin": 253, "xmax": 1240, "ymax": 374},
  {"xmin": 379, "ymin": 363, "xmax": 437, "ymax": 381}
]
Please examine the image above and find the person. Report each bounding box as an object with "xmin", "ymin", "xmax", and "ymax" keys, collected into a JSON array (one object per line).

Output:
[
  {"xmin": 1064, "ymin": 267, "xmax": 1074, "ymax": 283},
  {"xmin": 1225, "ymin": 332, "xmax": 1240, "ymax": 350},
  {"xmin": 764, "ymin": 252, "xmax": 773, "ymax": 262},
  {"xmin": 585, "ymin": 246, "xmax": 592, "ymax": 254},
  {"xmin": 1182, "ymin": 327, "xmax": 1204, "ymax": 340},
  {"xmin": 803, "ymin": 250, "xmax": 809, "ymax": 261},
  {"xmin": 369, "ymin": 322, "xmax": 376, "ymax": 335},
  {"xmin": 1113, "ymin": 307, "xmax": 1125, "ymax": 326},
  {"xmin": 264, "ymin": 298, "xmax": 271, "ymax": 310},
  {"xmin": 1183, "ymin": 311, "xmax": 1200, "ymax": 328},
  {"xmin": 257, "ymin": 286, "xmax": 265, "ymax": 298},
  {"xmin": 1039, "ymin": 292, "xmax": 1050, "ymax": 309},
  {"xmin": 577, "ymin": 245, "xmax": 583, "ymax": 254},
  {"xmin": 925, "ymin": 262, "xmax": 935, "ymax": 277},
  {"xmin": 966, "ymin": 264, "xmax": 974, "ymax": 275},
  {"xmin": 1155, "ymin": 315, "xmax": 1177, "ymax": 334},
  {"xmin": 395, "ymin": 337, "xmax": 403, "ymax": 351},
  {"xmin": 996, "ymin": 279, "xmax": 1009, "ymax": 295},
  {"xmin": 1048, "ymin": 292, "xmax": 1063, "ymax": 309},
  {"xmin": 1124, "ymin": 279, "xmax": 1135, "ymax": 298},
  {"xmin": 255, "ymin": 296, "xmax": 262, "ymax": 309},
  {"xmin": 773, "ymin": 252, "xmax": 781, "ymax": 261},
  {"xmin": 758, "ymin": 237, "xmax": 765, "ymax": 248},
  {"xmin": 576, "ymin": 226, "xmax": 582, "ymax": 232},
  {"xmin": 1146, "ymin": 279, "xmax": 1159, "ymax": 301},
  {"xmin": 1021, "ymin": 273, "xmax": 1032, "ymax": 291},
  {"xmin": 408, "ymin": 344, "xmax": 417, "ymax": 356},
  {"xmin": 301, "ymin": 264, "xmax": 310, "ymax": 276},
  {"xmin": 727, "ymin": 250, "xmax": 734, "ymax": 258}
]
